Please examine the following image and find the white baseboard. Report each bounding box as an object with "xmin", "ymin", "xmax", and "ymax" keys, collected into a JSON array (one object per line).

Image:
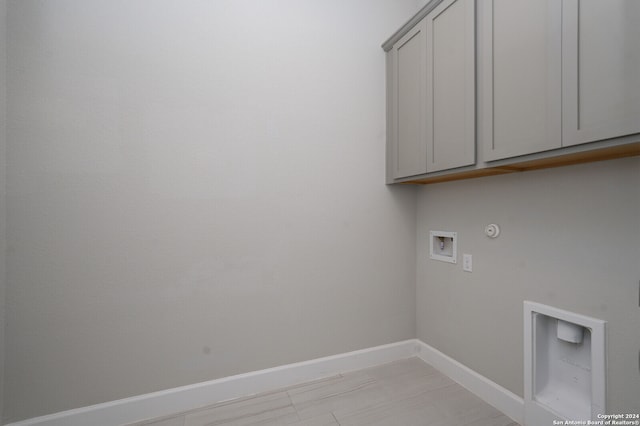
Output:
[
  {"xmin": 415, "ymin": 340, "xmax": 524, "ymax": 425},
  {"xmin": 6, "ymin": 340, "xmax": 418, "ymax": 426},
  {"xmin": 8, "ymin": 339, "xmax": 524, "ymax": 426}
]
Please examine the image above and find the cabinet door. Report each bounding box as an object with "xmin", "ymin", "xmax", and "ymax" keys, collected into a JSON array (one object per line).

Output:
[
  {"xmin": 425, "ymin": 0, "xmax": 475, "ymax": 172},
  {"xmin": 482, "ymin": 0, "xmax": 562, "ymax": 161},
  {"xmin": 562, "ymin": 0, "xmax": 640, "ymax": 146},
  {"xmin": 390, "ymin": 20, "xmax": 427, "ymax": 179}
]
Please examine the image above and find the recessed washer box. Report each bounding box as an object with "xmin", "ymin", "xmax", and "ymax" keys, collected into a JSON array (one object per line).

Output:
[
  {"xmin": 524, "ymin": 301, "xmax": 606, "ymax": 424},
  {"xmin": 429, "ymin": 231, "xmax": 457, "ymax": 263}
]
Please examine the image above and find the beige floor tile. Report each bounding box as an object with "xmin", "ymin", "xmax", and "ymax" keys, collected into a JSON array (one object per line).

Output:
[
  {"xmin": 463, "ymin": 412, "xmax": 521, "ymax": 426},
  {"xmin": 286, "ymin": 413, "xmax": 338, "ymax": 426},
  {"xmin": 438, "ymin": 403, "xmax": 509, "ymax": 426},
  {"xmin": 361, "ymin": 357, "xmax": 437, "ymax": 382},
  {"xmin": 134, "ymin": 358, "xmax": 520, "ymax": 426},
  {"xmin": 228, "ymin": 415, "xmax": 299, "ymax": 426},
  {"xmin": 127, "ymin": 414, "xmax": 186, "ymax": 426},
  {"xmin": 334, "ymin": 394, "xmax": 446, "ymax": 426},
  {"xmin": 357, "ymin": 358, "xmax": 454, "ymax": 402},
  {"xmin": 287, "ymin": 371, "xmax": 387, "ymax": 420},
  {"xmin": 280, "ymin": 375, "xmax": 342, "ymax": 393},
  {"xmin": 386, "ymin": 371, "xmax": 455, "ymax": 401},
  {"xmin": 184, "ymin": 391, "xmax": 297, "ymax": 426},
  {"xmin": 286, "ymin": 373, "xmax": 372, "ymax": 400},
  {"xmin": 421, "ymin": 382, "xmax": 485, "ymax": 406}
]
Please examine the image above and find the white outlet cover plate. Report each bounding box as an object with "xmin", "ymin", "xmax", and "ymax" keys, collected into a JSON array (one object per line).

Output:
[{"xmin": 463, "ymin": 254, "xmax": 472, "ymax": 272}]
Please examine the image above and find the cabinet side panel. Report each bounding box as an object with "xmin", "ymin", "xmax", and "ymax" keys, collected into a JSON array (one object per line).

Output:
[
  {"xmin": 396, "ymin": 27, "xmax": 427, "ymax": 178},
  {"xmin": 386, "ymin": 52, "xmax": 395, "ymax": 183}
]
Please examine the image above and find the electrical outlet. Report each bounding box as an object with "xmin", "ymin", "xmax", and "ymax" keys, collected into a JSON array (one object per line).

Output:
[{"xmin": 463, "ymin": 254, "xmax": 472, "ymax": 272}]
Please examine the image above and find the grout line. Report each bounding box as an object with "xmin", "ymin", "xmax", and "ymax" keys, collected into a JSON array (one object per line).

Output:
[{"xmin": 331, "ymin": 412, "xmax": 340, "ymax": 425}]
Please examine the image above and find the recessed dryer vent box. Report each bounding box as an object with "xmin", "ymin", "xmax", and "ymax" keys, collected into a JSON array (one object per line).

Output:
[{"xmin": 430, "ymin": 231, "xmax": 457, "ymax": 263}]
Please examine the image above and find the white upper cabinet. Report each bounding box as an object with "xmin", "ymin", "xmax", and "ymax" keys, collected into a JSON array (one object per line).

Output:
[
  {"xmin": 425, "ymin": 0, "xmax": 475, "ymax": 172},
  {"xmin": 390, "ymin": 20, "xmax": 428, "ymax": 179},
  {"xmin": 562, "ymin": 0, "xmax": 640, "ymax": 146},
  {"xmin": 481, "ymin": 0, "xmax": 562, "ymax": 162}
]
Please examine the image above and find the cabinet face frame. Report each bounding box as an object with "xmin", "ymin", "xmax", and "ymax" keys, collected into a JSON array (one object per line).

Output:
[
  {"xmin": 390, "ymin": 20, "xmax": 428, "ymax": 179},
  {"xmin": 425, "ymin": 0, "xmax": 475, "ymax": 172},
  {"xmin": 562, "ymin": 0, "xmax": 640, "ymax": 147},
  {"xmin": 481, "ymin": 0, "xmax": 562, "ymax": 162}
]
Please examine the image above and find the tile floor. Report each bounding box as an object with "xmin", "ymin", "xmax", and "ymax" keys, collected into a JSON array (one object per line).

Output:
[{"xmin": 127, "ymin": 357, "xmax": 519, "ymax": 426}]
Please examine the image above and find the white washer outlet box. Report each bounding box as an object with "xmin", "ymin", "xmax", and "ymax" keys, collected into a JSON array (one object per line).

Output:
[{"xmin": 430, "ymin": 231, "xmax": 457, "ymax": 263}]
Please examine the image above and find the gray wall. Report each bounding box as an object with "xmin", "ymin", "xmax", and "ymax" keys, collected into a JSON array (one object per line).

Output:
[
  {"xmin": 4, "ymin": 0, "xmax": 419, "ymax": 421},
  {"xmin": 416, "ymin": 157, "xmax": 640, "ymax": 413},
  {"xmin": 0, "ymin": 0, "xmax": 7, "ymax": 423}
]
